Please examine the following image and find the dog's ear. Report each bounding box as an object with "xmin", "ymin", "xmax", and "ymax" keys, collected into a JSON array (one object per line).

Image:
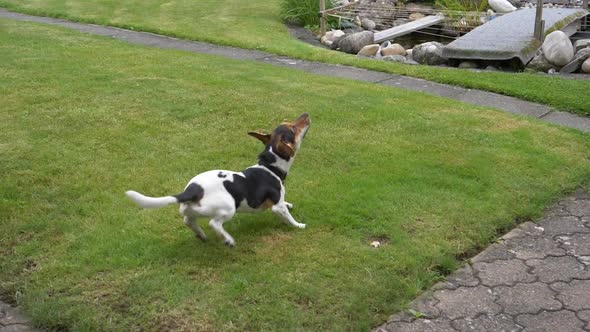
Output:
[
  {"xmin": 276, "ymin": 138, "xmax": 295, "ymax": 158},
  {"xmin": 248, "ymin": 131, "xmax": 271, "ymax": 145}
]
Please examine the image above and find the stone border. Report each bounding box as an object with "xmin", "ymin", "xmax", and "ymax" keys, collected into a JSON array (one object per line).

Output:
[
  {"xmin": 1, "ymin": 8, "xmax": 589, "ymax": 133},
  {"xmin": 0, "ymin": 301, "xmax": 40, "ymax": 332}
]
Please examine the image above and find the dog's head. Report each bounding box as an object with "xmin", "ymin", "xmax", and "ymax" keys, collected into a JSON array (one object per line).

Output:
[{"xmin": 248, "ymin": 113, "xmax": 311, "ymax": 161}]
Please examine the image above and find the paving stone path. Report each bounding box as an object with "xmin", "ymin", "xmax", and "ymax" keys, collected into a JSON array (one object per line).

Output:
[
  {"xmin": 377, "ymin": 186, "xmax": 590, "ymax": 332},
  {"xmin": 1, "ymin": 8, "xmax": 590, "ymax": 133},
  {"xmin": 0, "ymin": 302, "xmax": 39, "ymax": 332}
]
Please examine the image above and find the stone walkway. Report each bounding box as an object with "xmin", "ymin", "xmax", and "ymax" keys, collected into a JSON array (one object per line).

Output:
[
  {"xmin": 1, "ymin": 8, "xmax": 590, "ymax": 331},
  {"xmin": 377, "ymin": 186, "xmax": 590, "ymax": 332},
  {"xmin": 0, "ymin": 302, "xmax": 39, "ymax": 332},
  {"xmin": 1, "ymin": 8, "xmax": 590, "ymax": 133}
]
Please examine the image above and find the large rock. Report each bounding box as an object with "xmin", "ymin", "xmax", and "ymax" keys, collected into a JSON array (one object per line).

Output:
[
  {"xmin": 357, "ymin": 44, "xmax": 380, "ymax": 57},
  {"xmin": 527, "ymin": 52, "xmax": 558, "ymax": 72},
  {"xmin": 321, "ymin": 30, "xmax": 345, "ymax": 47},
  {"xmin": 574, "ymin": 39, "xmax": 590, "ymax": 52},
  {"xmin": 334, "ymin": 31, "xmax": 375, "ymax": 54},
  {"xmin": 559, "ymin": 48, "xmax": 590, "ymax": 73},
  {"xmin": 489, "ymin": 0, "xmax": 516, "ymax": 13},
  {"xmin": 412, "ymin": 42, "xmax": 447, "ymax": 65},
  {"xmin": 582, "ymin": 58, "xmax": 590, "ymax": 73},
  {"xmin": 361, "ymin": 18, "xmax": 376, "ymax": 31},
  {"xmin": 382, "ymin": 55, "xmax": 408, "ymax": 63},
  {"xmin": 542, "ymin": 31, "xmax": 574, "ymax": 67},
  {"xmin": 381, "ymin": 42, "xmax": 406, "ymax": 56}
]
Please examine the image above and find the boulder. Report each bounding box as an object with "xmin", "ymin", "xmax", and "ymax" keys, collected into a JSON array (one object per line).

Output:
[
  {"xmin": 527, "ymin": 52, "xmax": 558, "ymax": 72},
  {"xmin": 357, "ymin": 44, "xmax": 380, "ymax": 57},
  {"xmin": 542, "ymin": 31, "xmax": 574, "ymax": 67},
  {"xmin": 361, "ymin": 18, "xmax": 376, "ymax": 31},
  {"xmin": 582, "ymin": 58, "xmax": 590, "ymax": 73},
  {"xmin": 334, "ymin": 31, "xmax": 375, "ymax": 54},
  {"xmin": 382, "ymin": 55, "xmax": 408, "ymax": 63},
  {"xmin": 409, "ymin": 13, "xmax": 425, "ymax": 21},
  {"xmin": 458, "ymin": 61, "xmax": 479, "ymax": 69},
  {"xmin": 559, "ymin": 48, "xmax": 590, "ymax": 73},
  {"xmin": 321, "ymin": 30, "xmax": 345, "ymax": 47},
  {"xmin": 412, "ymin": 42, "xmax": 447, "ymax": 65},
  {"xmin": 574, "ymin": 39, "xmax": 590, "ymax": 52},
  {"xmin": 381, "ymin": 43, "xmax": 406, "ymax": 56},
  {"xmin": 489, "ymin": 0, "xmax": 516, "ymax": 13}
]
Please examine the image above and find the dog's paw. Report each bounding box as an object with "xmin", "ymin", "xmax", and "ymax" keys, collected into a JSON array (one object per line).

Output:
[
  {"xmin": 285, "ymin": 202, "xmax": 294, "ymax": 210},
  {"xmin": 224, "ymin": 239, "xmax": 236, "ymax": 247},
  {"xmin": 296, "ymin": 223, "xmax": 306, "ymax": 229},
  {"xmin": 196, "ymin": 233, "xmax": 208, "ymax": 242}
]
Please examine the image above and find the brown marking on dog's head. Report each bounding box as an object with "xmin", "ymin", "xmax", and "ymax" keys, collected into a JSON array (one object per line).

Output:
[{"xmin": 248, "ymin": 113, "xmax": 311, "ymax": 160}]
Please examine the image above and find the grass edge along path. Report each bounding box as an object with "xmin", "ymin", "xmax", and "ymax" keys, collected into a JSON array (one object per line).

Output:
[
  {"xmin": 0, "ymin": 1, "xmax": 589, "ymax": 115},
  {"xmin": 2, "ymin": 18, "xmax": 590, "ymax": 331}
]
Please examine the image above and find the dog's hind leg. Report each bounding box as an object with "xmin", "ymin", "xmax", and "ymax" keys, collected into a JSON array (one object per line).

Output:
[
  {"xmin": 272, "ymin": 204, "xmax": 306, "ymax": 229},
  {"xmin": 209, "ymin": 214, "xmax": 236, "ymax": 247},
  {"xmin": 184, "ymin": 216, "xmax": 207, "ymax": 241},
  {"xmin": 284, "ymin": 202, "xmax": 294, "ymax": 210}
]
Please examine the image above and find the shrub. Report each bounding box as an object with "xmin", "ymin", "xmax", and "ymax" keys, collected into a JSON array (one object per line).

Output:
[{"xmin": 280, "ymin": 0, "xmax": 333, "ymax": 27}]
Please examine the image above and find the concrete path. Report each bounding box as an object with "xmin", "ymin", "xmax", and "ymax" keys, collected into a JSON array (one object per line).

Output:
[
  {"xmin": 1, "ymin": 8, "xmax": 590, "ymax": 133},
  {"xmin": 377, "ymin": 185, "xmax": 590, "ymax": 332},
  {"xmin": 2, "ymin": 8, "xmax": 590, "ymax": 331},
  {"xmin": 0, "ymin": 301, "xmax": 39, "ymax": 332}
]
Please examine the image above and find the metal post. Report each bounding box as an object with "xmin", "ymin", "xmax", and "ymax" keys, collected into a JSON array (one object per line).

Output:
[
  {"xmin": 534, "ymin": 0, "xmax": 545, "ymax": 41},
  {"xmin": 583, "ymin": 0, "xmax": 588, "ymax": 10},
  {"xmin": 320, "ymin": 0, "xmax": 327, "ymax": 36}
]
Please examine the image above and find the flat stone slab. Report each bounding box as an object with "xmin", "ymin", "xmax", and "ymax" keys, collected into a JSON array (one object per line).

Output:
[
  {"xmin": 443, "ymin": 8, "xmax": 589, "ymax": 64},
  {"xmin": 374, "ymin": 15, "xmax": 445, "ymax": 43}
]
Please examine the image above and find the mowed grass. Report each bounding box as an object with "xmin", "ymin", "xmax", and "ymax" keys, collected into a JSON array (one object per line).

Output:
[
  {"xmin": 1, "ymin": 19, "xmax": 590, "ymax": 330},
  {"xmin": 1, "ymin": 0, "xmax": 590, "ymax": 114}
]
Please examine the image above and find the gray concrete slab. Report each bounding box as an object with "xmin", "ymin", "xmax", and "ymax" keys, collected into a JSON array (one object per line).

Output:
[
  {"xmin": 541, "ymin": 111, "xmax": 590, "ymax": 132},
  {"xmin": 443, "ymin": 8, "xmax": 589, "ymax": 64},
  {"xmin": 456, "ymin": 89, "xmax": 553, "ymax": 118},
  {"xmin": 380, "ymin": 76, "xmax": 467, "ymax": 98}
]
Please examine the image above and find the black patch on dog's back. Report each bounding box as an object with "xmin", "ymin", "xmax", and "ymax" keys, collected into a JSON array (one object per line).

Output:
[
  {"xmin": 173, "ymin": 183, "xmax": 204, "ymax": 203},
  {"xmin": 218, "ymin": 171, "xmax": 227, "ymax": 178},
  {"xmin": 223, "ymin": 168, "xmax": 281, "ymax": 209}
]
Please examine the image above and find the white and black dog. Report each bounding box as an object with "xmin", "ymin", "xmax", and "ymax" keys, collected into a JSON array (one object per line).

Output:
[{"xmin": 126, "ymin": 113, "xmax": 311, "ymax": 246}]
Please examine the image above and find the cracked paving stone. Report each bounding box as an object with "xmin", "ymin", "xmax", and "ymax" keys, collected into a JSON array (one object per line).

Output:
[
  {"xmin": 435, "ymin": 265, "xmax": 480, "ymax": 290},
  {"xmin": 577, "ymin": 310, "xmax": 590, "ymax": 330},
  {"xmin": 536, "ymin": 215, "xmax": 590, "ymax": 236},
  {"xmin": 553, "ymin": 279, "xmax": 590, "ymax": 311},
  {"xmin": 558, "ymin": 233, "xmax": 590, "ymax": 256},
  {"xmin": 494, "ymin": 282, "xmax": 562, "ymax": 315},
  {"xmin": 503, "ymin": 236, "xmax": 565, "ymax": 260},
  {"xmin": 500, "ymin": 222, "xmax": 544, "ymax": 241},
  {"xmin": 470, "ymin": 243, "xmax": 515, "ymax": 264},
  {"xmin": 474, "ymin": 259, "xmax": 535, "ymax": 287},
  {"xmin": 0, "ymin": 308, "xmax": 31, "ymax": 326},
  {"xmin": 433, "ymin": 286, "xmax": 501, "ymax": 320},
  {"xmin": 451, "ymin": 314, "xmax": 522, "ymax": 332},
  {"xmin": 526, "ymin": 256, "xmax": 590, "ymax": 283},
  {"xmin": 516, "ymin": 310, "xmax": 585, "ymax": 332},
  {"xmin": 378, "ymin": 318, "xmax": 456, "ymax": 332},
  {"xmin": 564, "ymin": 200, "xmax": 590, "ymax": 217},
  {"xmin": 0, "ymin": 325, "xmax": 39, "ymax": 332}
]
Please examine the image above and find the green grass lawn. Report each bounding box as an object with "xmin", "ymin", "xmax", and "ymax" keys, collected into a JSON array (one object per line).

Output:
[
  {"xmin": 1, "ymin": 0, "xmax": 590, "ymax": 115},
  {"xmin": 1, "ymin": 19, "xmax": 590, "ymax": 330}
]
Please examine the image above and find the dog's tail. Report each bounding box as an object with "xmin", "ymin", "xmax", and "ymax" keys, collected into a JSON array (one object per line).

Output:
[{"xmin": 125, "ymin": 183, "xmax": 204, "ymax": 209}]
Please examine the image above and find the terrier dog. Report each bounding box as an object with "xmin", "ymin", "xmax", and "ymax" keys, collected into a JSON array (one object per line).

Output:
[{"xmin": 126, "ymin": 113, "xmax": 311, "ymax": 246}]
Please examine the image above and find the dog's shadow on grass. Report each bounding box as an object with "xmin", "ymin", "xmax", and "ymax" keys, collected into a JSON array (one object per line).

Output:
[{"xmin": 158, "ymin": 214, "xmax": 297, "ymax": 264}]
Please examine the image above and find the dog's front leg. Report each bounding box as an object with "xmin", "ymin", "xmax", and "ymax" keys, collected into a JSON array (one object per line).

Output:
[{"xmin": 271, "ymin": 203, "xmax": 306, "ymax": 229}]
